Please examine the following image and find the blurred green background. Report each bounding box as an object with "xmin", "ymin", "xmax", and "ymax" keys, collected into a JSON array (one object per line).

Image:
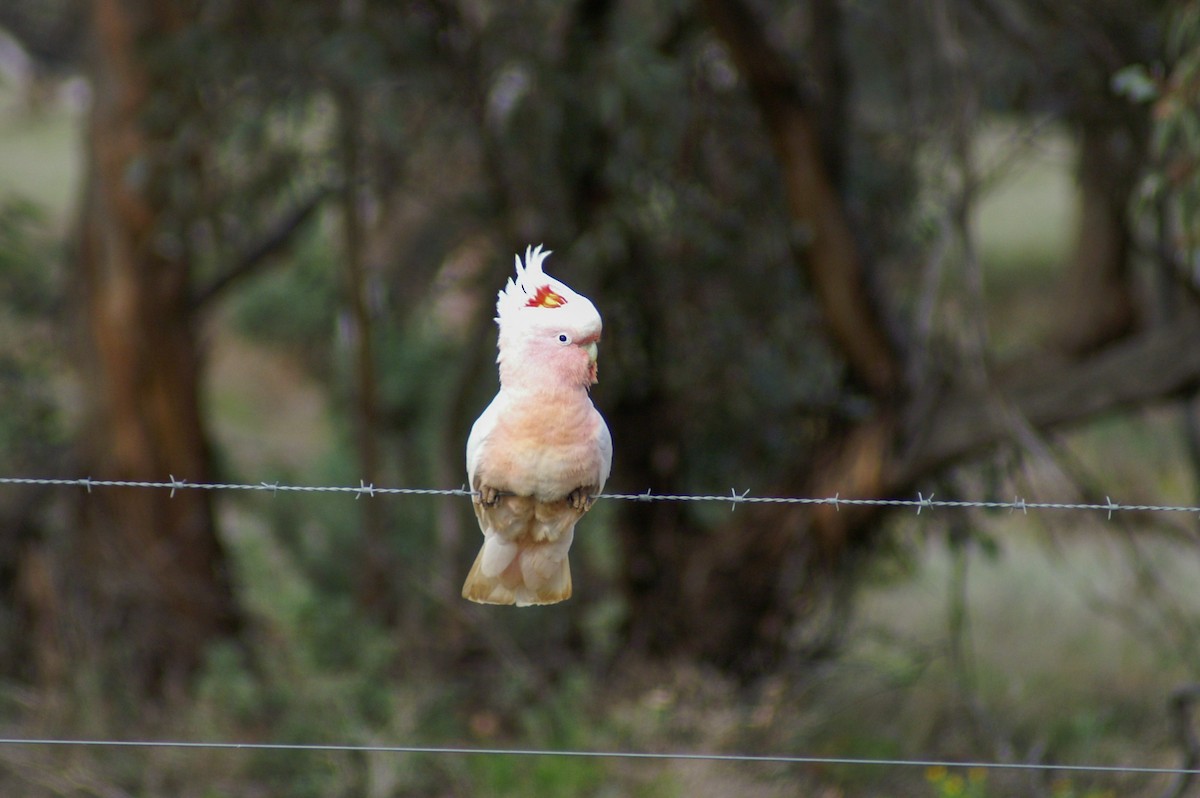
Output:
[{"xmin": 1, "ymin": 0, "xmax": 1199, "ymax": 796}]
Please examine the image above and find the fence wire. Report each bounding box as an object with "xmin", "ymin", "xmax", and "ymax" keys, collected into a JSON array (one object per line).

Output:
[
  {"xmin": 0, "ymin": 475, "xmax": 1198, "ymax": 518},
  {"xmin": 2, "ymin": 474, "xmax": 1198, "ymax": 781},
  {"xmin": 0, "ymin": 737, "xmax": 1196, "ymax": 778}
]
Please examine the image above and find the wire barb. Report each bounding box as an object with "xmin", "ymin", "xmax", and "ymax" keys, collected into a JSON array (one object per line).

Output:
[{"xmin": 730, "ymin": 488, "xmax": 750, "ymax": 511}]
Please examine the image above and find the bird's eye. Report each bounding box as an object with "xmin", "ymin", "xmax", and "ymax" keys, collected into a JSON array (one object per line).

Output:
[{"xmin": 557, "ymin": 333, "xmax": 571, "ymax": 345}]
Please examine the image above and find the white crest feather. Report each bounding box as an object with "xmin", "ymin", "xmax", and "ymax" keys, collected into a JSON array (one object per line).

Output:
[{"xmin": 496, "ymin": 244, "xmax": 554, "ymax": 323}]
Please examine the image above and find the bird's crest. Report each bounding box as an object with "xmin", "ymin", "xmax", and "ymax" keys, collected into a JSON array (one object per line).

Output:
[
  {"xmin": 526, "ymin": 284, "xmax": 567, "ymax": 309},
  {"xmin": 497, "ymin": 244, "xmax": 569, "ymax": 323}
]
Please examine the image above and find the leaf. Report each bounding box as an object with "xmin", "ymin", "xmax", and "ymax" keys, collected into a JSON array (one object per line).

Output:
[{"xmin": 1111, "ymin": 64, "xmax": 1159, "ymax": 103}]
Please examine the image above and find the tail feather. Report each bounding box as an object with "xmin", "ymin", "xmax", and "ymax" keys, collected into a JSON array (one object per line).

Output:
[
  {"xmin": 461, "ymin": 541, "xmax": 572, "ymax": 606},
  {"xmin": 462, "ymin": 495, "xmax": 579, "ymax": 606}
]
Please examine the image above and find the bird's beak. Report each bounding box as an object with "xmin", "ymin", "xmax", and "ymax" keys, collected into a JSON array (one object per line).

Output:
[{"xmin": 584, "ymin": 341, "xmax": 599, "ymax": 385}]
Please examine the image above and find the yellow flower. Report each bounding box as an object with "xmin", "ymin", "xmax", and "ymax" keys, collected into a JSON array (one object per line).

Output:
[{"xmin": 926, "ymin": 765, "xmax": 949, "ymax": 783}]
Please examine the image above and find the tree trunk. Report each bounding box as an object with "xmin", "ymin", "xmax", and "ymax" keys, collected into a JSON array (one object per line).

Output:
[
  {"xmin": 41, "ymin": 0, "xmax": 241, "ymax": 695},
  {"xmin": 1054, "ymin": 121, "xmax": 1142, "ymax": 355},
  {"xmin": 701, "ymin": 0, "xmax": 899, "ymax": 397},
  {"xmin": 615, "ymin": 0, "xmax": 901, "ymax": 677}
]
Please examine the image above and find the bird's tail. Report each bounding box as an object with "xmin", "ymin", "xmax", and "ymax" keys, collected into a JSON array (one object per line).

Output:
[
  {"xmin": 461, "ymin": 541, "xmax": 572, "ymax": 606},
  {"xmin": 462, "ymin": 515, "xmax": 575, "ymax": 606}
]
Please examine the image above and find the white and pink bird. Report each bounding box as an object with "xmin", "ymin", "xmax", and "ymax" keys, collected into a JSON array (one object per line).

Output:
[{"xmin": 462, "ymin": 245, "xmax": 612, "ymax": 606}]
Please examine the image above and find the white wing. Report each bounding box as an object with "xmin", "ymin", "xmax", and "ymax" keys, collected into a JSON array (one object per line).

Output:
[
  {"xmin": 466, "ymin": 393, "xmax": 503, "ymax": 488},
  {"xmin": 595, "ymin": 412, "xmax": 613, "ymax": 493}
]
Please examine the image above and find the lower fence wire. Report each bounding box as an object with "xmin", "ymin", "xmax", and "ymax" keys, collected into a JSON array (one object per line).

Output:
[{"xmin": 0, "ymin": 738, "xmax": 1196, "ymax": 777}]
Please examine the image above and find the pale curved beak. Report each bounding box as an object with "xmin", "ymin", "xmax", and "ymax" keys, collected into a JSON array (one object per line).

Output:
[{"xmin": 583, "ymin": 340, "xmax": 599, "ymax": 385}]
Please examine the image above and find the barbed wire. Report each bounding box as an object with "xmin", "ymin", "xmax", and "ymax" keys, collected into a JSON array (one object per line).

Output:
[
  {"xmin": 0, "ymin": 737, "xmax": 1196, "ymax": 777},
  {"xmin": 0, "ymin": 475, "xmax": 1197, "ymax": 518},
  {"xmin": 1, "ymin": 477, "xmax": 1197, "ymax": 781}
]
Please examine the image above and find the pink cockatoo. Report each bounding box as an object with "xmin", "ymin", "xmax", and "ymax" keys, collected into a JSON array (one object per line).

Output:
[{"xmin": 462, "ymin": 245, "xmax": 612, "ymax": 606}]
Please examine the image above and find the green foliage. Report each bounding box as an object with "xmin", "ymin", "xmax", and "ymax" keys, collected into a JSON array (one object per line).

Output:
[
  {"xmin": 227, "ymin": 223, "xmax": 341, "ymax": 373},
  {"xmin": 188, "ymin": 512, "xmax": 636, "ymax": 797},
  {"xmin": 465, "ymin": 753, "xmax": 607, "ymax": 798},
  {"xmin": 923, "ymin": 767, "xmax": 1116, "ymax": 798},
  {"xmin": 1153, "ymin": 4, "xmax": 1200, "ymax": 260},
  {"xmin": 189, "ymin": 590, "xmax": 447, "ymax": 796},
  {"xmin": 0, "ymin": 199, "xmax": 57, "ymax": 307},
  {"xmin": 0, "ymin": 198, "xmax": 64, "ymax": 469},
  {"xmin": 1111, "ymin": 64, "xmax": 1159, "ymax": 104},
  {"xmin": 1119, "ymin": 1, "xmax": 1200, "ymax": 266},
  {"xmin": 461, "ymin": 673, "xmax": 613, "ymax": 798},
  {"xmin": 1048, "ymin": 779, "xmax": 1115, "ymax": 798}
]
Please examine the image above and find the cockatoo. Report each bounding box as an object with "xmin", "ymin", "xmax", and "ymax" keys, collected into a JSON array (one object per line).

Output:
[{"xmin": 462, "ymin": 245, "xmax": 612, "ymax": 606}]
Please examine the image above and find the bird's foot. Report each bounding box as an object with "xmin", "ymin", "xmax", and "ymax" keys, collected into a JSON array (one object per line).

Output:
[
  {"xmin": 477, "ymin": 485, "xmax": 502, "ymax": 507},
  {"xmin": 567, "ymin": 487, "xmax": 594, "ymax": 511}
]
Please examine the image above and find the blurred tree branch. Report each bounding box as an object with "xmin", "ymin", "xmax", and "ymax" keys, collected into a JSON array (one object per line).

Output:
[
  {"xmin": 702, "ymin": 0, "xmax": 900, "ymax": 397},
  {"xmin": 892, "ymin": 315, "xmax": 1200, "ymax": 486},
  {"xmin": 190, "ymin": 185, "xmax": 332, "ymax": 310},
  {"xmin": 804, "ymin": 315, "xmax": 1200, "ymax": 543}
]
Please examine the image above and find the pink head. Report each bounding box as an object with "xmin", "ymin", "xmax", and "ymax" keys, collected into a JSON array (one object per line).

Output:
[{"xmin": 495, "ymin": 245, "xmax": 603, "ymax": 391}]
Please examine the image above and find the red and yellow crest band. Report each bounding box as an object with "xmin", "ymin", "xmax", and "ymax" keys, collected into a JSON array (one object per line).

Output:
[{"xmin": 526, "ymin": 285, "xmax": 567, "ymax": 308}]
